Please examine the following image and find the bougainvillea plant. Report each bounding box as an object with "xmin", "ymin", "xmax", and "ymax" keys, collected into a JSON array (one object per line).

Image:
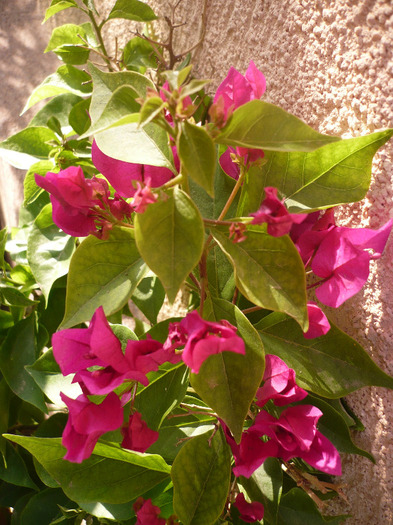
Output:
[{"xmin": 1, "ymin": 1, "xmax": 393, "ymax": 524}]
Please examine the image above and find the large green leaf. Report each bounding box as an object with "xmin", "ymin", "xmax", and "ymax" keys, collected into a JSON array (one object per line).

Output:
[
  {"xmin": 108, "ymin": 0, "xmax": 157, "ymax": 21},
  {"xmin": 239, "ymin": 458, "xmax": 283, "ymax": 525},
  {"xmin": 211, "ymin": 226, "xmax": 308, "ymax": 330},
  {"xmin": 217, "ymin": 100, "xmax": 340, "ymax": 152},
  {"xmin": 5, "ymin": 435, "xmax": 170, "ymax": 505},
  {"xmin": 18, "ymin": 488, "xmax": 74, "ymax": 525},
  {"xmin": 135, "ymin": 363, "xmax": 189, "ymax": 430},
  {"xmin": 0, "ymin": 315, "xmax": 46, "ymax": 411},
  {"xmin": 45, "ymin": 23, "xmax": 90, "ymax": 65},
  {"xmin": 191, "ymin": 297, "xmax": 265, "ymax": 442},
  {"xmin": 135, "ymin": 188, "xmax": 204, "ymax": 302},
  {"xmin": 172, "ymin": 429, "xmax": 231, "ymax": 525},
  {"xmin": 27, "ymin": 205, "xmax": 75, "ymax": 302},
  {"xmin": 258, "ymin": 130, "xmax": 393, "ymax": 212},
  {"xmin": 131, "ymin": 275, "xmax": 165, "ymax": 324},
  {"xmin": 0, "ymin": 442, "xmax": 38, "ymax": 490},
  {"xmin": 256, "ymin": 312, "xmax": 393, "ymax": 397},
  {"xmin": 0, "ymin": 127, "xmax": 57, "ymax": 170},
  {"xmin": 22, "ymin": 65, "xmax": 92, "ymax": 114},
  {"xmin": 178, "ymin": 121, "xmax": 216, "ymax": 197},
  {"xmin": 61, "ymin": 227, "xmax": 146, "ymax": 328}
]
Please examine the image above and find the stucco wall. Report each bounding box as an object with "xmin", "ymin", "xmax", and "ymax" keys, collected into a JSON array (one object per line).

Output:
[{"xmin": 1, "ymin": 1, "xmax": 393, "ymax": 523}]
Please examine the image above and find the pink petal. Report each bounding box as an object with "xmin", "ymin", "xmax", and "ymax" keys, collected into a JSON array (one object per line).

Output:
[
  {"xmin": 303, "ymin": 302, "xmax": 331, "ymax": 339},
  {"xmin": 235, "ymin": 492, "xmax": 264, "ymax": 523},
  {"xmin": 300, "ymin": 431, "xmax": 342, "ymax": 476},
  {"xmin": 134, "ymin": 498, "xmax": 166, "ymax": 525},
  {"xmin": 121, "ymin": 412, "xmax": 159, "ymax": 453},
  {"xmin": 244, "ymin": 60, "xmax": 266, "ymax": 99},
  {"xmin": 233, "ymin": 433, "xmax": 279, "ymax": 478},
  {"xmin": 219, "ymin": 147, "xmax": 240, "ymax": 180}
]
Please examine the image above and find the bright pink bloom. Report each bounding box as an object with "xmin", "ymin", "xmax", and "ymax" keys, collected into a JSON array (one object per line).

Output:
[
  {"xmin": 219, "ymin": 146, "xmax": 264, "ymax": 180},
  {"xmin": 304, "ymin": 302, "xmax": 330, "ymax": 339},
  {"xmin": 121, "ymin": 411, "xmax": 159, "ymax": 452},
  {"xmin": 256, "ymin": 354, "xmax": 308, "ymax": 407},
  {"xmin": 60, "ymin": 391, "xmax": 123, "ymax": 463},
  {"xmin": 91, "ymin": 140, "xmax": 176, "ymax": 198},
  {"xmin": 250, "ymin": 187, "xmax": 306, "ymax": 237},
  {"xmin": 234, "ymin": 493, "xmax": 264, "ymax": 523},
  {"xmin": 311, "ymin": 219, "xmax": 393, "ymax": 307},
  {"xmin": 35, "ymin": 166, "xmax": 110, "ymax": 237},
  {"xmin": 231, "ymin": 431, "xmax": 279, "ymax": 478},
  {"xmin": 132, "ymin": 179, "xmax": 158, "ymax": 213},
  {"xmin": 213, "ymin": 60, "xmax": 266, "ymax": 120},
  {"xmin": 167, "ymin": 310, "xmax": 245, "ymax": 374},
  {"xmin": 133, "ymin": 498, "xmax": 165, "ymax": 525}
]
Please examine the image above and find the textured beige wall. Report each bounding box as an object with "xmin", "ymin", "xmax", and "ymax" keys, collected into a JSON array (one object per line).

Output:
[{"xmin": 1, "ymin": 0, "xmax": 393, "ymax": 523}]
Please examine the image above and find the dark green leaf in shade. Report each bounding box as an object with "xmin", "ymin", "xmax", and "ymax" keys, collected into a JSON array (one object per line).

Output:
[
  {"xmin": 0, "ymin": 442, "xmax": 38, "ymax": 490},
  {"xmin": 122, "ymin": 36, "xmax": 159, "ymax": 70},
  {"xmin": 0, "ymin": 127, "xmax": 58, "ymax": 170},
  {"xmin": 43, "ymin": 0, "xmax": 78, "ymax": 23},
  {"xmin": 206, "ymin": 244, "xmax": 236, "ymax": 302},
  {"xmin": 61, "ymin": 227, "xmax": 146, "ymax": 328},
  {"xmin": 131, "ymin": 275, "xmax": 165, "ymax": 324},
  {"xmin": 18, "ymin": 488, "xmax": 74, "ymax": 525},
  {"xmin": 258, "ymin": 129, "xmax": 393, "ymax": 212},
  {"xmin": 0, "ymin": 286, "xmax": 38, "ymax": 307},
  {"xmin": 22, "ymin": 65, "xmax": 92, "ymax": 114},
  {"xmin": 27, "ymin": 204, "xmax": 75, "ymax": 302},
  {"xmin": 68, "ymin": 97, "xmax": 91, "ymax": 135},
  {"xmin": 239, "ymin": 458, "xmax": 283, "ymax": 525},
  {"xmin": 178, "ymin": 121, "xmax": 216, "ymax": 197},
  {"xmin": 135, "ymin": 188, "xmax": 205, "ymax": 302},
  {"xmin": 135, "ymin": 363, "xmax": 189, "ymax": 430},
  {"xmin": 211, "ymin": 226, "xmax": 308, "ymax": 330},
  {"xmin": 45, "ymin": 23, "xmax": 90, "ymax": 65},
  {"xmin": 256, "ymin": 312, "xmax": 393, "ymax": 397},
  {"xmin": 0, "ymin": 315, "xmax": 46, "ymax": 411},
  {"xmin": 191, "ymin": 297, "xmax": 265, "ymax": 442},
  {"xmin": 108, "ymin": 0, "xmax": 157, "ymax": 22},
  {"xmin": 0, "ymin": 379, "xmax": 11, "ymax": 460},
  {"xmin": 300, "ymin": 394, "xmax": 374, "ymax": 462},
  {"xmin": 172, "ymin": 429, "xmax": 231, "ymax": 525},
  {"xmin": 23, "ymin": 161, "xmax": 55, "ymax": 206},
  {"xmin": 5, "ymin": 435, "xmax": 171, "ymax": 505},
  {"xmin": 217, "ymin": 100, "xmax": 341, "ymax": 152},
  {"xmin": 277, "ymin": 488, "xmax": 348, "ymax": 525}
]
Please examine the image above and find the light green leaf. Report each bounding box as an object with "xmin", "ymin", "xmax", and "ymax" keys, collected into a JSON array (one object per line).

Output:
[
  {"xmin": 211, "ymin": 226, "xmax": 308, "ymax": 330},
  {"xmin": 217, "ymin": 100, "xmax": 340, "ymax": 152},
  {"xmin": 27, "ymin": 204, "xmax": 75, "ymax": 302},
  {"xmin": 0, "ymin": 127, "xmax": 57, "ymax": 169},
  {"xmin": 257, "ymin": 129, "xmax": 393, "ymax": 212},
  {"xmin": 29, "ymin": 93, "xmax": 82, "ymax": 133},
  {"xmin": 0, "ymin": 228, "xmax": 8, "ymax": 272},
  {"xmin": 0, "ymin": 285, "xmax": 38, "ymax": 307},
  {"xmin": 122, "ymin": 36, "xmax": 158, "ymax": 70},
  {"xmin": 22, "ymin": 65, "xmax": 92, "ymax": 114},
  {"xmin": 135, "ymin": 188, "xmax": 204, "ymax": 302},
  {"xmin": 172, "ymin": 429, "xmax": 231, "ymax": 525},
  {"xmin": 43, "ymin": 0, "xmax": 78, "ymax": 23},
  {"xmin": 5, "ymin": 435, "xmax": 171, "ymax": 505},
  {"xmin": 68, "ymin": 97, "xmax": 91, "ymax": 135},
  {"xmin": 191, "ymin": 297, "xmax": 264, "ymax": 442},
  {"xmin": 45, "ymin": 23, "xmax": 90, "ymax": 65},
  {"xmin": 62, "ymin": 227, "xmax": 146, "ymax": 328},
  {"xmin": 256, "ymin": 312, "xmax": 393, "ymax": 397},
  {"xmin": 0, "ymin": 315, "xmax": 46, "ymax": 411},
  {"xmin": 23, "ymin": 161, "xmax": 55, "ymax": 206},
  {"xmin": 132, "ymin": 275, "xmax": 165, "ymax": 324},
  {"xmin": 108, "ymin": 0, "xmax": 157, "ymax": 22},
  {"xmin": 178, "ymin": 121, "xmax": 216, "ymax": 197}
]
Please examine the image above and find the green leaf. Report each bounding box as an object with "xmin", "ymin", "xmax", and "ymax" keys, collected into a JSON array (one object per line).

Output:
[
  {"xmin": 29, "ymin": 94, "xmax": 82, "ymax": 133},
  {"xmin": 68, "ymin": 97, "xmax": 91, "ymax": 135},
  {"xmin": 61, "ymin": 227, "xmax": 146, "ymax": 328},
  {"xmin": 122, "ymin": 37, "xmax": 158, "ymax": 70},
  {"xmin": 43, "ymin": 0, "xmax": 78, "ymax": 23},
  {"xmin": 18, "ymin": 488, "xmax": 74, "ymax": 525},
  {"xmin": 0, "ymin": 228, "xmax": 6, "ymax": 272},
  {"xmin": 258, "ymin": 130, "xmax": 393, "ymax": 212},
  {"xmin": 26, "ymin": 349, "xmax": 81, "ymax": 407},
  {"xmin": 256, "ymin": 312, "xmax": 393, "ymax": 397},
  {"xmin": 178, "ymin": 121, "xmax": 216, "ymax": 197},
  {"xmin": 217, "ymin": 100, "xmax": 340, "ymax": 152},
  {"xmin": 239, "ymin": 458, "xmax": 283, "ymax": 525},
  {"xmin": 0, "ymin": 315, "xmax": 46, "ymax": 411},
  {"xmin": 0, "ymin": 285, "xmax": 38, "ymax": 307},
  {"xmin": 108, "ymin": 0, "xmax": 157, "ymax": 22},
  {"xmin": 27, "ymin": 204, "xmax": 75, "ymax": 302},
  {"xmin": 88, "ymin": 62, "xmax": 153, "ymax": 122},
  {"xmin": 135, "ymin": 188, "xmax": 205, "ymax": 302},
  {"xmin": 277, "ymin": 488, "xmax": 348, "ymax": 525},
  {"xmin": 0, "ymin": 379, "xmax": 11, "ymax": 459},
  {"xmin": 5, "ymin": 435, "xmax": 170, "ymax": 505},
  {"xmin": 22, "ymin": 65, "xmax": 92, "ymax": 114},
  {"xmin": 0, "ymin": 127, "xmax": 57, "ymax": 169},
  {"xmin": 23, "ymin": 161, "xmax": 55, "ymax": 206},
  {"xmin": 45, "ymin": 24, "xmax": 90, "ymax": 65},
  {"xmin": 206, "ymin": 244, "xmax": 235, "ymax": 301},
  {"xmin": 191, "ymin": 297, "xmax": 265, "ymax": 442},
  {"xmin": 139, "ymin": 96, "xmax": 166, "ymax": 127},
  {"xmin": 211, "ymin": 226, "xmax": 308, "ymax": 330},
  {"xmin": 0, "ymin": 442, "xmax": 38, "ymax": 490},
  {"xmin": 303, "ymin": 394, "xmax": 374, "ymax": 462},
  {"xmin": 132, "ymin": 275, "xmax": 165, "ymax": 324},
  {"xmin": 172, "ymin": 429, "xmax": 231, "ymax": 525},
  {"xmin": 135, "ymin": 363, "xmax": 189, "ymax": 430}
]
